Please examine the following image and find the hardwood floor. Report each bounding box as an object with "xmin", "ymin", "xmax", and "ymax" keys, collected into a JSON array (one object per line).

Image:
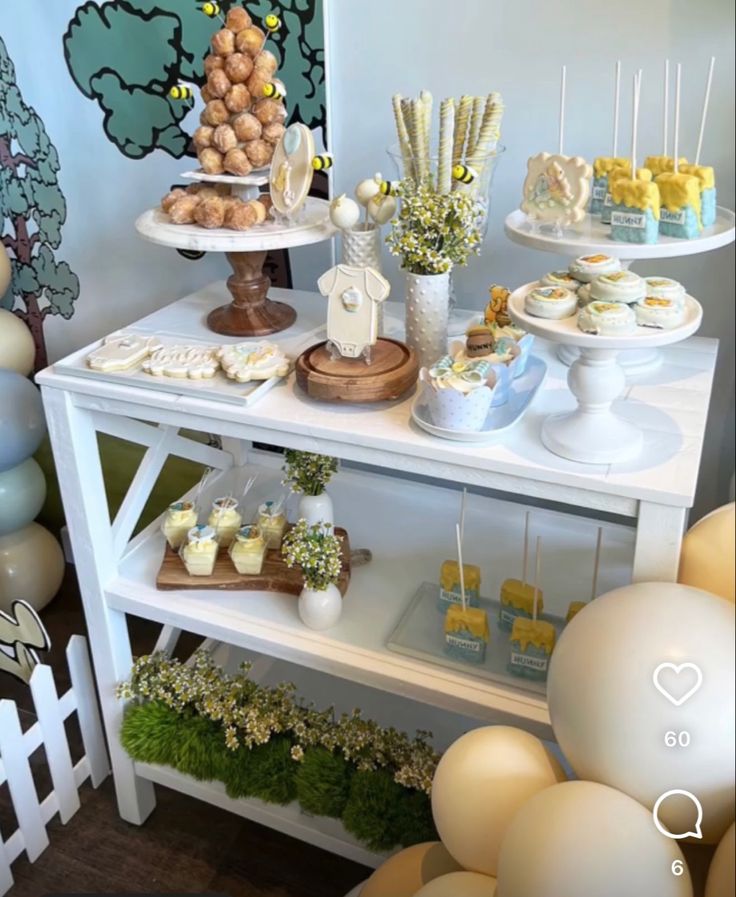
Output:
[{"xmin": 1, "ymin": 569, "xmax": 369, "ymax": 897}]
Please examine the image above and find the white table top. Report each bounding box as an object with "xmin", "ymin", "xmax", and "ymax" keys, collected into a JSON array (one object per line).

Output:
[{"xmin": 37, "ymin": 282, "xmax": 718, "ymax": 511}]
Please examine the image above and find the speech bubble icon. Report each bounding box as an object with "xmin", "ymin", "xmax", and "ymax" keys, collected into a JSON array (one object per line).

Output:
[{"xmin": 652, "ymin": 790, "xmax": 704, "ymax": 840}]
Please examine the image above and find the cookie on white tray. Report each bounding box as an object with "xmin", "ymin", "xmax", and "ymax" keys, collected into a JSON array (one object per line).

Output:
[
  {"xmin": 142, "ymin": 345, "xmax": 220, "ymax": 379},
  {"xmin": 217, "ymin": 341, "xmax": 289, "ymax": 382},
  {"xmin": 87, "ymin": 333, "xmax": 162, "ymax": 372}
]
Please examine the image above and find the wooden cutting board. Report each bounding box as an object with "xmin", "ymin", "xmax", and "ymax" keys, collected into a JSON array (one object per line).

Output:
[{"xmin": 156, "ymin": 526, "xmax": 351, "ymax": 596}]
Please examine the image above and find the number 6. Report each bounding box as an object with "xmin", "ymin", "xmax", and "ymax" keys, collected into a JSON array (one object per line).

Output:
[{"xmin": 672, "ymin": 860, "xmax": 684, "ymax": 876}]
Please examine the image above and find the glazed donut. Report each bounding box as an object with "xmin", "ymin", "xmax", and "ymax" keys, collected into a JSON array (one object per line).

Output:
[
  {"xmin": 194, "ymin": 196, "xmax": 226, "ymax": 229},
  {"xmin": 244, "ymin": 138, "xmax": 273, "ymax": 168},
  {"xmin": 203, "ymin": 99, "xmax": 230, "ymax": 126},
  {"xmin": 235, "ymin": 25, "xmax": 266, "ymax": 57},
  {"xmin": 225, "ymin": 6, "xmax": 252, "ymax": 33},
  {"xmin": 211, "ymin": 28, "xmax": 235, "ymax": 57},
  {"xmin": 212, "ymin": 123, "xmax": 238, "ymax": 154},
  {"xmin": 198, "ymin": 147, "xmax": 225, "ymax": 175},
  {"xmin": 225, "ymin": 201, "xmax": 259, "ymax": 230},
  {"xmin": 232, "ymin": 112, "xmax": 262, "ymax": 142},
  {"xmin": 224, "ymin": 83, "xmax": 251, "ymax": 114},
  {"xmin": 223, "ymin": 148, "xmax": 252, "ymax": 177},
  {"xmin": 193, "ymin": 125, "xmax": 214, "ymax": 149},
  {"xmin": 207, "ymin": 68, "xmax": 231, "ymax": 99},
  {"xmin": 224, "ymin": 52, "xmax": 254, "ymax": 84},
  {"xmin": 161, "ymin": 188, "xmax": 187, "ymax": 213},
  {"xmin": 204, "ymin": 54, "xmax": 225, "ymax": 76},
  {"xmin": 261, "ymin": 122, "xmax": 285, "ymax": 145},
  {"xmin": 253, "ymin": 97, "xmax": 284, "ymax": 126},
  {"xmin": 168, "ymin": 195, "xmax": 200, "ymax": 224},
  {"xmin": 253, "ymin": 50, "xmax": 278, "ymax": 76}
]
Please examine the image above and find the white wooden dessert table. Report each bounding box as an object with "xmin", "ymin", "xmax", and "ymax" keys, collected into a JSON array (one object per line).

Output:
[{"xmin": 37, "ymin": 283, "xmax": 717, "ymax": 868}]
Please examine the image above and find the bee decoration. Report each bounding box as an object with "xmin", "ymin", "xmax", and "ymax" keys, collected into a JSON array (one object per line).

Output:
[
  {"xmin": 262, "ymin": 80, "xmax": 286, "ymax": 100},
  {"xmin": 264, "ymin": 13, "xmax": 282, "ymax": 33},
  {"xmin": 379, "ymin": 180, "xmax": 399, "ymax": 196},
  {"xmin": 312, "ymin": 154, "xmax": 334, "ymax": 171},
  {"xmin": 169, "ymin": 83, "xmax": 194, "ymax": 101},
  {"xmin": 452, "ymin": 163, "xmax": 478, "ymax": 184},
  {"xmin": 200, "ymin": 2, "xmax": 221, "ymax": 18}
]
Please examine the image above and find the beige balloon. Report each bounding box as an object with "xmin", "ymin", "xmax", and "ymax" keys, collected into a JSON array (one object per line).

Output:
[
  {"xmin": 0, "ymin": 523, "xmax": 65, "ymax": 614},
  {"xmin": 705, "ymin": 822, "xmax": 735, "ymax": 897},
  {"xmin": 0, "ymin": 243, "xmax": 11, "ymax": 295},
  {"xmin": 0, "ymin": 309, "xmax": 35, "ymax": 376},
  {"xmin": 431, "ymin": 726, "xmax": 566, "ymax": 876},
  {"xmin": 497, "ymin": 781, "xmax": 693, "ymax": 897},
  {"xmin": 678, "ymin": 503, "xmax": 735, "ymax": 603},
  {"xmin": 360, "ymin": 842, "xmax": 462, "ymax": 897},
  {"xmin": 414, "ymin": 871, "xmax": 497, "ymax": 896},
  {"xmin": 548, "ymin": 582, "xmax": 735, "ymax": 843}
]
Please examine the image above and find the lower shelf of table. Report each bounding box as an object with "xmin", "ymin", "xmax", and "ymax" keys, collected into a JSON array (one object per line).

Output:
[
  {"xmin": 110, "ymin": 461, "xmax": 635, "ymax": 730},
  {"xmin": 134, "ymin": 761, "xmax": 385, "ymax": 869}
]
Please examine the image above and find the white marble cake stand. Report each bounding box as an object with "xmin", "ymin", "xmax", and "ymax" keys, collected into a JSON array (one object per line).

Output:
[
  {"xmin": 135, "ymin": 197, "xmax": 336, "ymax": 337},
  {"xmin": 505, "ymin": 206, "xmax": 734, "ymax": 374},
  {"xmin": 508, "ymin": 282, "xmax": 703, "ymax": 464}
]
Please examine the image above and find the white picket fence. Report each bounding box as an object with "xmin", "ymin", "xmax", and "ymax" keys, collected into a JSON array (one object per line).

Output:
[{"xmin": 0, "ymin": 635, "xmax": 109, "ymax": 895}]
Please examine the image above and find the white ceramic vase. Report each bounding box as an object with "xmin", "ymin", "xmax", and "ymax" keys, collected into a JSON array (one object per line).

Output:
[
  {"xmin": 405, "ymin": 271, "xmax": 451, "ymax": 370},
  {"xmin": 298, "ymin": 583, "xmax": 342, "ymax": 630},
  {"xmin": 298, "ymin": 491, "xmax": 334, "ymax": 532},
  {"xmin": 341, "ymin": 223, "xmax": 382, "ymax": 272}
]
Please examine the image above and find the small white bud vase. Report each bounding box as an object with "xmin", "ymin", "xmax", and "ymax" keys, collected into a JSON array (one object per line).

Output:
[
  {"xmin": 297, "ymin": 491, "xmax": 334, "ymax": 533},
  {"xmin": 405, "ymin": 270, "xmax": 451, "ymax": 370},
  {"xmin": 341, "ymin": 223, "xmax": 382, "ymax": 273},
  {"xmin": 298, "ymin": 582, "xmax": 342, "ymax": 630}
]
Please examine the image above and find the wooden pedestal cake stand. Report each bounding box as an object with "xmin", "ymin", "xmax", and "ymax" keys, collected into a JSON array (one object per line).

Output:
[
  {"xmin": 295, "ymin": 338, "xmax": 419, "ymax": 403},
  {"xmin": 135, "ymin": 197, "xmax": 336, "ymax": 338}
]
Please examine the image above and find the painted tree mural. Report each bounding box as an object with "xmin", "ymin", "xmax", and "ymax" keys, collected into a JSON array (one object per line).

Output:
[
  {"xmin": 64, "ymin": 0, "xmax": 326, "ymax": 161},
  {"xmin": 0, "ymin": 37, "xmax": 80, "ymax": 371}
]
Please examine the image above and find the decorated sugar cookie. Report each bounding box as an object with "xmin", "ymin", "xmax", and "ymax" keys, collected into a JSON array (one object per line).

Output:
[
  {"xmin": 218, "ymin": 341, "xmax": 289, "ymax": 382},
  {"xmin": 142, "ymin": 345, "xmax": 219, "ymax": 379},
  {"xmin": 521, "ymin": 153, "xmax": 592, "ymax": 226},
  {"xmin": 87, "ymin": 332, "xmax": 162, "ymax": 372},
  {"xmin": 269, "ymin": 122, "xmax": 315, "ymax": 216}
]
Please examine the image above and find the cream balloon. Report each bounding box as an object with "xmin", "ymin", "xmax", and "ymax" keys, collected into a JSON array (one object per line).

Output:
[
  {"xmin": 705, "ymin": 822, "xmax": 735, "ymax": 897},
  {"xmin": 360, "ymin": 842, "xmax": 462, "ymax": 897},
  {"xmin": 0, "ymin": 523, "xmax": 65, "ymax": 613},
  {"xmin": 497, "ymin": 781, "xmax": 693, "ymax": 897},
  {"xmin": 548, "ymin": 582, "xmax": 735, "ymax": 844},
  {"xmin": 431, "ymin": 726, "xmax": 566, "ymax": 876},
  {"xmin": 678, "ymin": 503, "xmax": 735, "ymax": 603},
  {"xmin": 0, "ymin": 309, "xmax": 36, "ymax": 377},
  {"xmin": 0, "ymin": 243, "xmax": 11, "ymax": 295},
  {"xmin": 414, "ymin": 871, "xmax": 497, "ymax": 897}
]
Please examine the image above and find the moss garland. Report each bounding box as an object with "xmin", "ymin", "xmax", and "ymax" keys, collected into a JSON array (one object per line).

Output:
[{"xmin": 121, "ymin": 701, "xmax": 436, "ymax": 851}]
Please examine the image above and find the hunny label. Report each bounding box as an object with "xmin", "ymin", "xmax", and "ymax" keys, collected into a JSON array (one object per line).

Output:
[
  {"xmin": 611, "ymin": 211, "xmax": 647, "ymax": 229},
  {"xmin": 661, "ymin": 208, "xmax": 687, "ymax": 226}
]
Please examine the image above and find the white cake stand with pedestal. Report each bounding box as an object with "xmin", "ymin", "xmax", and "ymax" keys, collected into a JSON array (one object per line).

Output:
[
  {"xmin": 505, "ymin": 206, "xmax": 734, "ymax": 375},
  {"xmin": 136, "ymin": 197, "xmax": 335, "ymax": 337},
  {"xmin": 508, "ymin": 282, "xmax": 703, "ymax": 464}
]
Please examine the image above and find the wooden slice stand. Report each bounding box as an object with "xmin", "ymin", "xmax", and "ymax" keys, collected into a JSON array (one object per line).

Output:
[
  {"xmin": 295, "ymin": 339, "xmax": 418, "ymax": 403},
  {"xmin": 157, "ymin": 526, "xmax": 351, "ymax": 596},
  {"xmin": 207, "ymin": 250, "xmax": 297, "ymax": 338}
]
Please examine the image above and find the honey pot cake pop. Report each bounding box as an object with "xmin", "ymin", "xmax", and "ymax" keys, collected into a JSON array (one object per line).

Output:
[
  {"xmin": 443, "ymin": 523, "xmax": 489, "ymax": 665},
  {"xmin": 681, "ymin": 57, "xmax": 717, "ymax": 227},
  {"xmin": 566, "ymin": 527, "xmax": 603, "ymax": 623},
  {"xmin": 591, "ymin": 61, "xmax": 629, "ymax": 216},
  {"xmin": 439, "ymin": 490, "xmax": 481, "ymax": 611},
  {"xmin": 499, "ymin": 512, "xmax": 543, "ymax": 631},
  {"xmin": 508, "ymin": 537, "xmax": 555, "ymax": 681}
]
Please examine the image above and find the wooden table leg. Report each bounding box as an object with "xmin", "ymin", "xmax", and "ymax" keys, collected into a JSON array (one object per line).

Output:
[{"xmin": 207, "ymin": 250, "xmax": 297, "ymax": 337}]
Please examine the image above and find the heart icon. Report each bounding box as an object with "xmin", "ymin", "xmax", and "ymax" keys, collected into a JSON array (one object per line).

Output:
[{"xmin": 652, "ymin": 662, "xmax": 703, "ymax": 707}]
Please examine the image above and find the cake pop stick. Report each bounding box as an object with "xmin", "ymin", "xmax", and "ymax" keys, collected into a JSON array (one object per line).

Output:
[
  {"xmin": 663, "ymin": 59, "xmax": 669, "ymax": 156},
  {"xmin": 194, "ymin": 466, "xmax": 215, "ymax": 515},
  {"xmin": 453, "ymin": 95, "xmax": 472, "ymax": 166},
  {"xmin": 695, "ymin": 56, "xmax": 715, "ymax": 165},
  {"xmin": 590, "ymin": 526, "xmax": 603, "ymax": 601},
  {"xmin": 521, "ymin": 511, "xmax": 530, "ymax": 586},
  {"xmin": 558, "ymin": 65, "xmax": 567, "ymax": 156},
  {"xmin": 612, "ymin": 60, "xmax": 621, "ymax": 158},
  {"xmin": 456, "ymin": 523, "xmax": 466, "ymax": 613},
  {"xmin": 674, "ymin": 63, "xmax": 681, "ymax": 173},
  {"xmin": 459, "ymin": 487, "xmax": 467, "ymax": 545},
  {"xmin": 532, "ymin": 536, "xmax": 541, "ymax": 621},
  {"xmin": 438, "ymin": 97, "xmax": 455, "ymax": 194},
  {"xmin": 631, "ymin": 70, "xmax": 641, "ymax": 179}
]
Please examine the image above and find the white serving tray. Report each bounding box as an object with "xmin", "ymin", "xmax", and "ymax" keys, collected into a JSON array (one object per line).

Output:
[
  {"xmin": 387, "ymin": 581, "xmax": 567, "ymax": 697},
  {"xmin": 411, "ymin": 355, "xmax": 547, "ymax": 442},
  {"xmin": 55, "ymin": 333, "xmax": 290, "ymax": 407}
]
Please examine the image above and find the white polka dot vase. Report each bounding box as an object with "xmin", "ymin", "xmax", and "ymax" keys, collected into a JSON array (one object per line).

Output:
[{"xmin": 405, "ymin": 270, "xmax": 451, "ymax": 370}]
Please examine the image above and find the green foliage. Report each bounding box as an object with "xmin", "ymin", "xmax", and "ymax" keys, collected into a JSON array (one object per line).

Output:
[
  {"xmin": 120, "ymin": 700, "xmax": 434, "ymax": 853},
  {"xmin": 282, "ymin": 449, "xmax": 338, "ymax": 496},
  {"xmin": 64, "ymin": 0, "xmax": 327, "ymax": 160},
  {"xmin": 282, "ymin": 520, "xmax": 343, "ymax": 590},
  {"xmin": 295, "ymin": 747, "xmax": 353, "ymax": 818}
]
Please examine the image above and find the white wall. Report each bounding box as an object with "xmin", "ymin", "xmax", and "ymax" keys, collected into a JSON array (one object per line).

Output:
[{"xmin": 326, "ymin": 0, "xmax": 735, "ymax": 517}]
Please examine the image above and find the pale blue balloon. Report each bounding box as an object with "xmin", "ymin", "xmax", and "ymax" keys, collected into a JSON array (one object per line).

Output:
[
  {"xmin": 283, "ymin": 125, "xmax": 301, "ymax": 156},
  {"xmin": 0, "ymin": 458, "xmax": 47, "ymax": 535},
  {"xmin": 0, "ymin": 370, "xmax": 46, "ymax": 472}
]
